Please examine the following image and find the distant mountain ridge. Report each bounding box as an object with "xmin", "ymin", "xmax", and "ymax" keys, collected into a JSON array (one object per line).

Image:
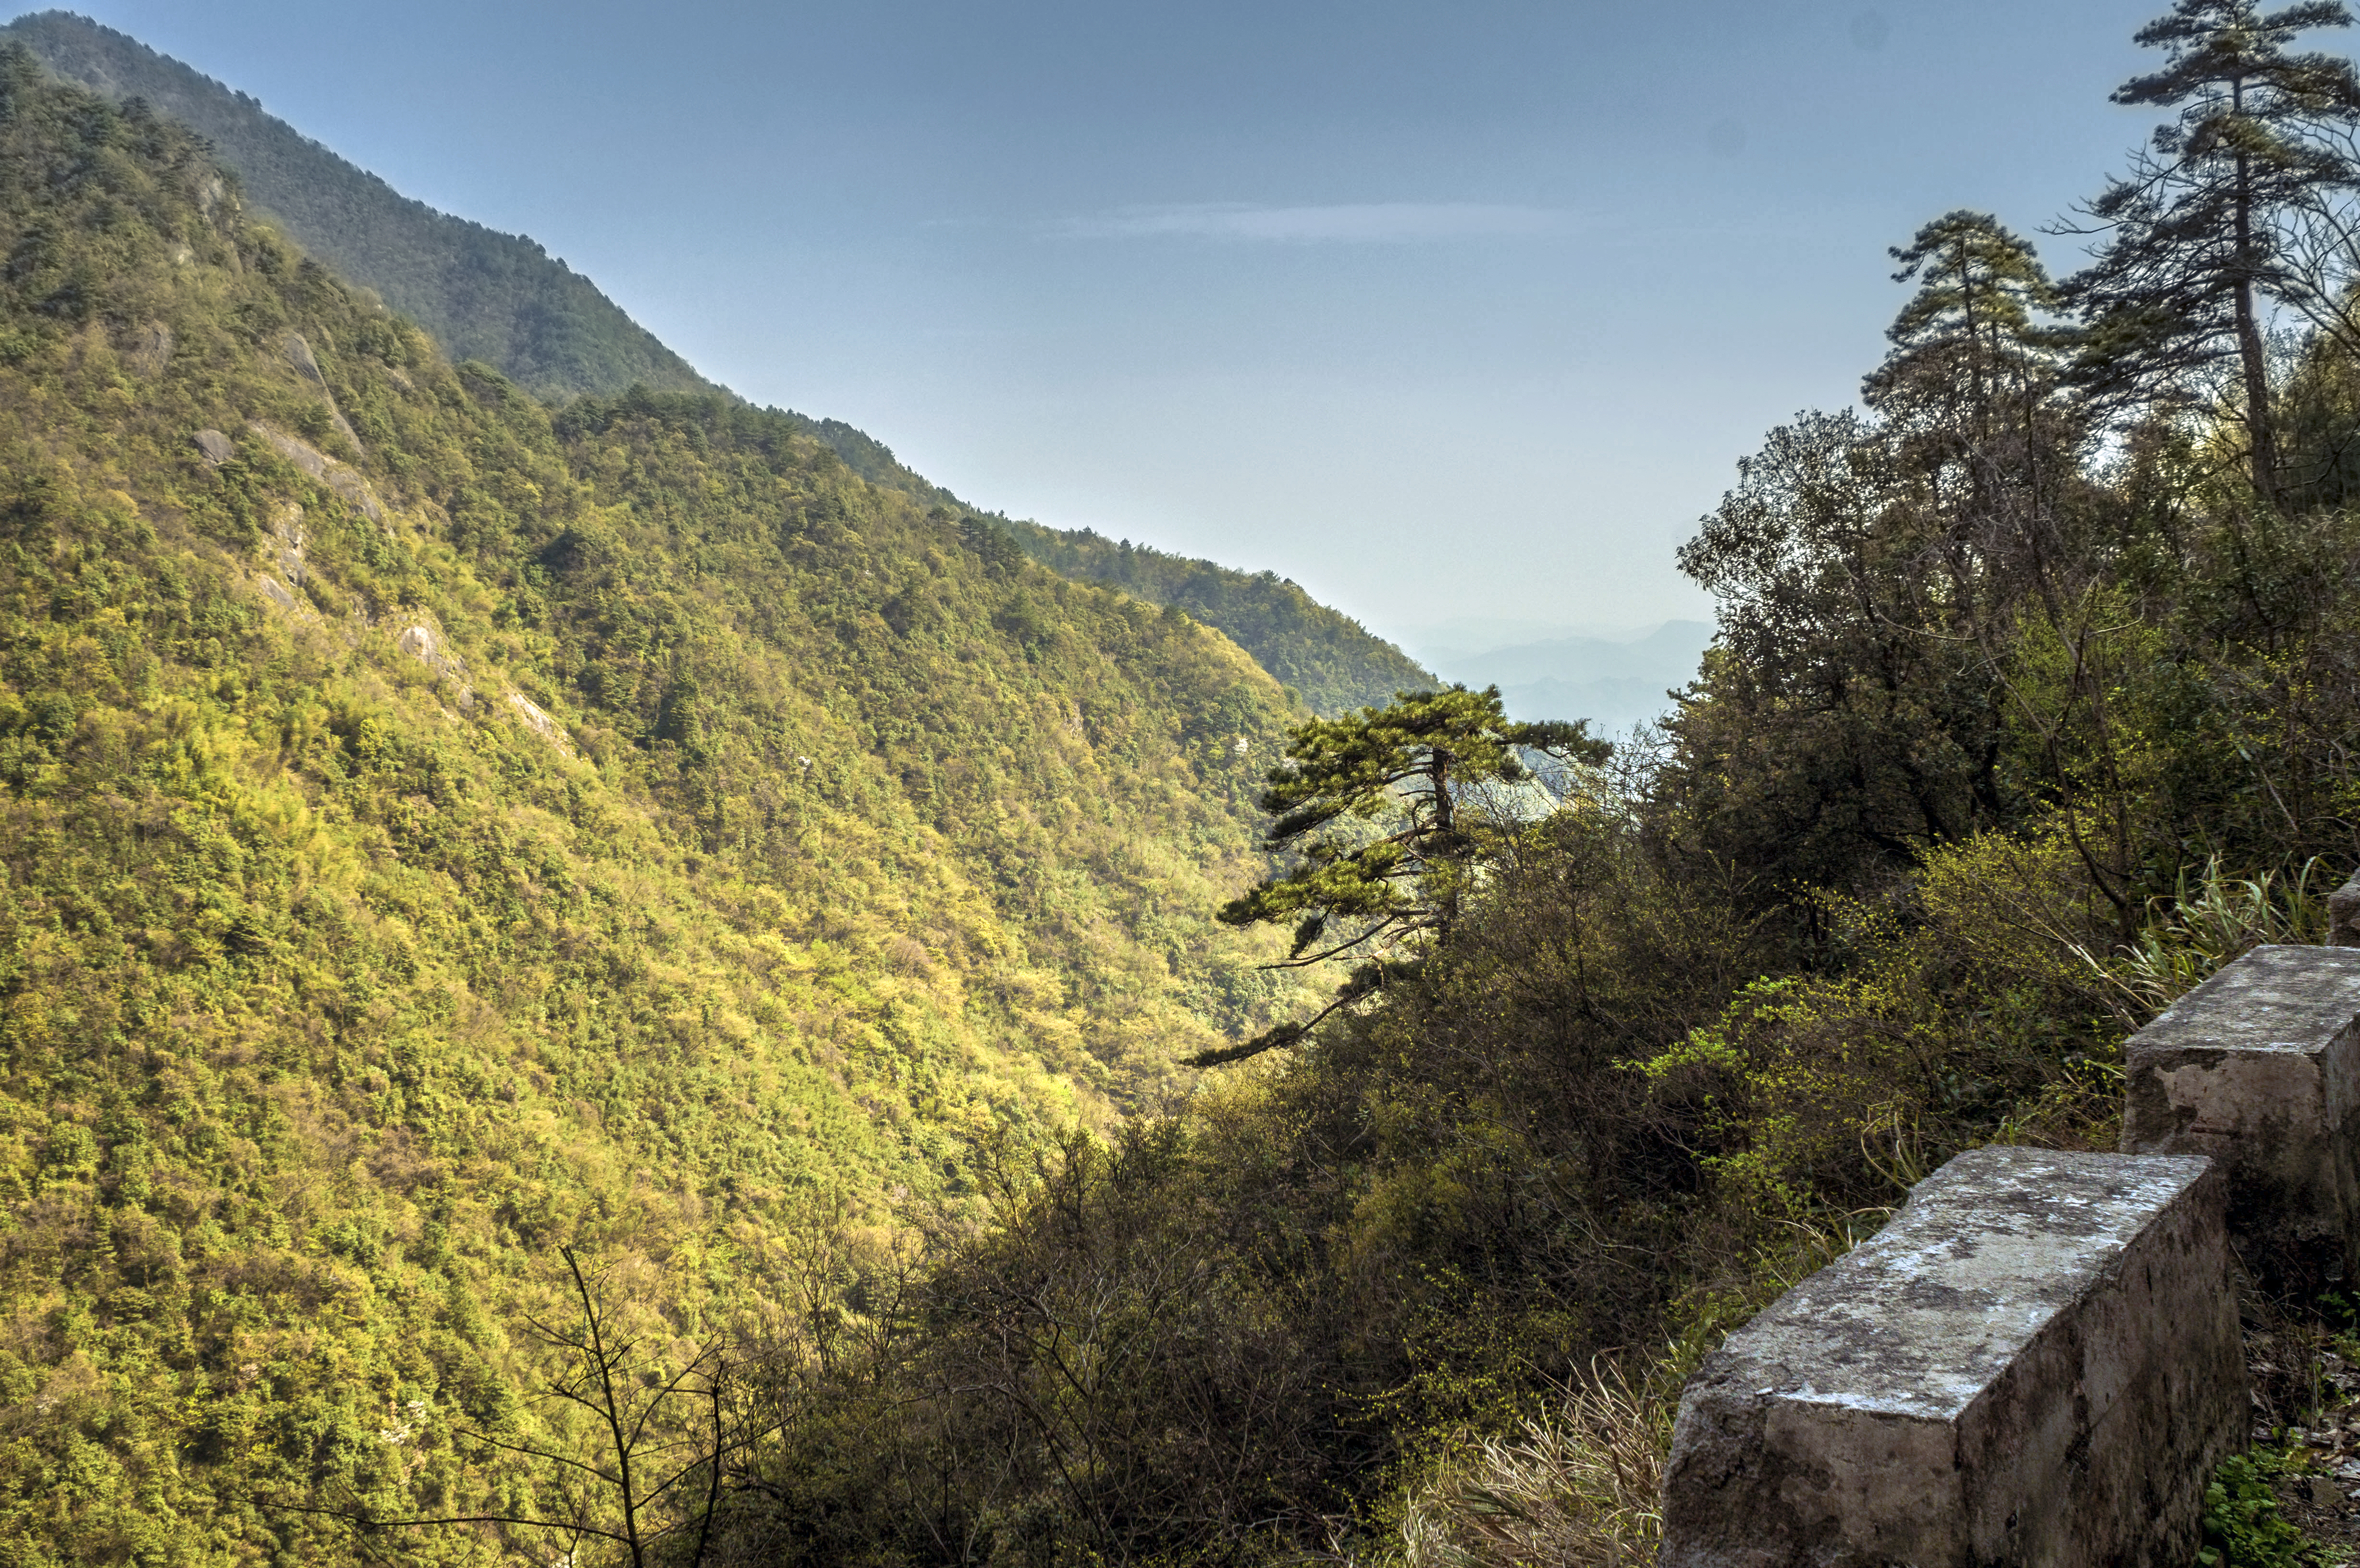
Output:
[
  {"xmin": 4, "ymin": 10, "xmax": 1433, "ymax": 716},
  {"xmin": 2, "ymin": 9, "xmax": 721, "ymax": 403},
  {"xmin": 1430, "ymin": 619, "xmax": 1714, "ymax": 732},
  {"xmin": 0, "ymin": 9, "xmax": 967, "ymax": 500},
  {"xmin": 998, "ymin": 521, "xmax": 1436, "ymax": 715}
]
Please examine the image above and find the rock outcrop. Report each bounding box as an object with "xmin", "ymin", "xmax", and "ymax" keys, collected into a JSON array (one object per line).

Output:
[{"xmin": 248, "ymin": 420, "xmax": 385, "ymax": 521}]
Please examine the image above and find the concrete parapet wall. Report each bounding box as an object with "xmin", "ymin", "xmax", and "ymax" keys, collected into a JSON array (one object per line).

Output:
[
  {"xmin": 2121, "ymin": 942, "xmax": 2360, "ymax": 1287},
  {"xmin": 2328, "ymin": 872, "xmax": 2360, "ymax": 947},
  {"xmin": 1660, "ymin": 1148, "xmax": 2244, "ymax": 1568}
]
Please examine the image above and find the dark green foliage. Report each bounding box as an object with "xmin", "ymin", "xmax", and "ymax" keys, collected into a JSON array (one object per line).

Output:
[
  {"xmin": 1667, "ymin": 211, "xmax": 2096, "ymax": 912},
  {"xmin": 717, "ymin": 1122, "xmax": 1360, "ymax": 1567},
  {"xmin": 1867, "ymin": 210, "xmax": 2065, "ymax": 429},
  {"xmin": 797, "ymin": 416, "xmax": 965, "ymax": 510},
  {"xmin": 725, "ymin": 201, "xmax": 2360, "ymax": 1568},
  {"xmin": 716, "ymin": 801, "xmax": 1748, "ymax": 1567},
  {"xmin": 704, "ymin": 16, "xmax": 2360, "ymax": 1561},
  {"xmin": 1665, "ymin": 411, "xmax": 2016, "ymax": 899},
  {"xmin": 1200, "ymin": 686, "xmax": 1607, "ymax": 1063},
  {"xmin": 2200, "ymin": 1449, "xmax": 2321, "ymax": 1565},
  {"xmin": 2063, "ymin": 0, "xmax": 2360, "ymax": 502},
  {"xmin": 991, "ymin": 520, "xmax": 1435, "ymax": 716},
  {"xmin": 1229, "ymin": 686, "xmax": 1601, "ymax": 954}
]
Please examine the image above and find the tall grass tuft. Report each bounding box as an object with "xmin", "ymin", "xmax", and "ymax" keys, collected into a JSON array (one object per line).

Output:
[
  {"xmin": 2103, "ymin": 856, "xmax": 2335, "ymax": 1019},
  {"xmin": 1396, "ymin": 1364, "xmax": 1669, "ymax": 1568}
]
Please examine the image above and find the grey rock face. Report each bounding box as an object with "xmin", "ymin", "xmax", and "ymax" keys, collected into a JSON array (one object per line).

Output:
[
  {"xmin": 395, "ymin": 623, "xmax": 486, "ymax": 714},
  {"xmin": 247, "ymin": 421, "xmax": 385, "ymax": 520},
  {"xmin": 252, "ymin": 419, "xmax": 328, "ymax": 479},
  {"xmin": 267, "ymin": 503, "xmax": 304, "ymax": 587},
  {"xmin": 193, "ymin": 429, "xmax": 233, "ymax": 465},
  {"xmin": 506, "ymin": 691, "xmax": 570, "ymax": 753},
  {"xmin": 2121, "ymin": 943, "xmax": 2360, "ymax": 1287},
  {"xmin": 126, "ymin": 321, "xmax": 172, "ymax": 378},
  {"xmin": 278, "ymin": 333, "xmax": 367, "ymax": 456},
  {"xmin": 283, "ymin": 330, "xmax": 325, "ymax": 385},
  {"xmin": 1660, "ymin": 1148, "xmax": 2243, "ymax": 1568}
]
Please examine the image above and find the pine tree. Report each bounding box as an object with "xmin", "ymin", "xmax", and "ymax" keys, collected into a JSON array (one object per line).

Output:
[
  {"xmin": 1867, "ymin": 212, "xmax": 2063, "ymax": 440},
  {"xmin": 1193, "ymin": 686, "xmax": 1605, "ymax": 1065},
  {"xmin": 2062, "ymin": 0, "xmax": 2360, "ymax": 507},
  {"xmin": 1868, "ymin": 212, "xmax": 2087, "ymax": 624}
]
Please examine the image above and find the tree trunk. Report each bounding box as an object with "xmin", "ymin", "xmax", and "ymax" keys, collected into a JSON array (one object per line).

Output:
[
  {"xmin": 2232, "ymin": 94, "xmax": 2280, "ymax": 509},
  {"xmin": 2234, "ymin": 274, "xmax": 2279, "ymax": 508}
]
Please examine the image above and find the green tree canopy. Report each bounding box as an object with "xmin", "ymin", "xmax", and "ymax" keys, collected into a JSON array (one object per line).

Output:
[
  {"xmin": 1867, "ymin": 211, "xmax": 2065, "ymax": 438},
  {"xmin": 1865, "ymin": 212, "xmax": 2091, "ymax": 629},
  {"xmin": 2063, "ymin": 0, "xmax": 2360, "ymax": 505},
  {"xmin": 1197, "ymin": 685, "xmax": 1606, "ymax": 1065}
]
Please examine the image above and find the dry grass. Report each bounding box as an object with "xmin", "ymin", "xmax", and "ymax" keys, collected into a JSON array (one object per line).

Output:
[{"xmin": 1396, "ymin": 1364, "xmax": 1670, "ymax": 1568}]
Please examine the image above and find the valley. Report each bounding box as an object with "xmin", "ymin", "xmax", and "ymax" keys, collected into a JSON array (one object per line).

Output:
[
  {"xmin": 0, "ymin": 48, "xmax": 1332, "ymax": 1558},
  {"xmin": 10, "ymin": 4, "xmax": 2360, "ymax": 1565}
]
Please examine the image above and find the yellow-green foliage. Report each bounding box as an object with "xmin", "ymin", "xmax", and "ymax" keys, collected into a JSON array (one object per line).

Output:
[
  {"xmin": 0, "ymin": 50, "xmax": 1308, "ymax": 1564},
  {"xmin": 1641, "ymin": 821, "xmax": 2128, "ymax": 1246},
  {"xmin": 1639, "ymin": 816, "xmax": 2333, "ymax": 1293}
]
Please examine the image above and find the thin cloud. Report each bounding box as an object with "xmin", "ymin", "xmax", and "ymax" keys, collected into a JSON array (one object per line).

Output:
[{"xmin": 1057, "ymin": 202, "xmax": 1578, "ymax": 244}]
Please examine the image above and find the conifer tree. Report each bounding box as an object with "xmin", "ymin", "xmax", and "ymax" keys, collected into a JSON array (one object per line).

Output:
[
  {"xmin": 1193, "ymin": 685, "xmax": 1605, "ymax": 1065},
  {"xmin": 1867, "ymin": 212, "xmax": 2087, "ymax": 622},
  {"xmin": 2062, "ymin": 0, "xmax": 2360, "ymax": 507},
  {"xmin": 1867, "ymin": 211, "xmax": 2063, "ymax": 441}
]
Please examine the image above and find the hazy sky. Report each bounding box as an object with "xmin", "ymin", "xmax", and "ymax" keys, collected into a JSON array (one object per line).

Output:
[{"xmin": 10, "ymin": 0, "xmax": 2224, "ymax": 642}]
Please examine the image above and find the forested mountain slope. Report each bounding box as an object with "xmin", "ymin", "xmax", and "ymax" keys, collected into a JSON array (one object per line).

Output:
[
  {"xmin": 1000, "ymin": 519, "xmax": 1434, "ymax": 714},
  {"xmin": 684, "ymin": 52, "xmax": 2360, "ymax": 1567},
  {"xmin": 0, "ymin": 52, "xmax": 1308, "ymax": 1562},
  {"xmin": 3, "ymin": 12, "xmax": 1438, "ymax": 723},
  {"xmin": 20, "ymin": 0, "xmax": 2360, "ymax": 1561},
  {"xmin": 3, "ymin": 10, "xmax": 719, "ymax": 404}
]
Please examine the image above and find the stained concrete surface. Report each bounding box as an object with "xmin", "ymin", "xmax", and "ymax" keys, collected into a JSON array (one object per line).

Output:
[
  {"xmin": 1660, "ymin": 1147, "xmax": 2244, "ymax": 1567},
  {"xmin": 2122, "ymin": 943, "xmax": 2360, "ymax": 1287}
]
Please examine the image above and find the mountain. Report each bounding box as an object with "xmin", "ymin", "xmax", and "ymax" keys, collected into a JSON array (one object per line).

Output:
[
  {"xmin": 998, "ymin": 521, "xmax": 1435, "ymax": 715},
  {"xmin": 1444, "ymin": 620, "xmax": 1715, "ymax": 688},
  {"xmin": 0, "ymin": 51, "xmax": 1314, "ymax": 1559},
  {"xmin": 4, "ymin": 11, "xmax": 1434, "ymax": 722},
  {"xmin": 1402, "ymin": 614, "xmax": 1665, "ymax": 662},
  {"xmin": 1430, "ymin": 618, "xmax": 1714, "ymax": 731},
  {"xmin": 2, "ymin": 9, "xmax": 721, "ymax": 404}
]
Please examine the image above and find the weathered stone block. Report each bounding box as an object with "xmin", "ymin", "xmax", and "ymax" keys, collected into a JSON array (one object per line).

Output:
[
  {"xmin": 1660, "ymin": 1148, "xmax": 2242, "ymax": 1568},
  {"xmin": 2327, "ymin": 872, "xmax": 2360, "ymax": 947},
  {"xmin": 2121, "ymin": 942, "xmax": 2360, "ymax": 1286}
]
